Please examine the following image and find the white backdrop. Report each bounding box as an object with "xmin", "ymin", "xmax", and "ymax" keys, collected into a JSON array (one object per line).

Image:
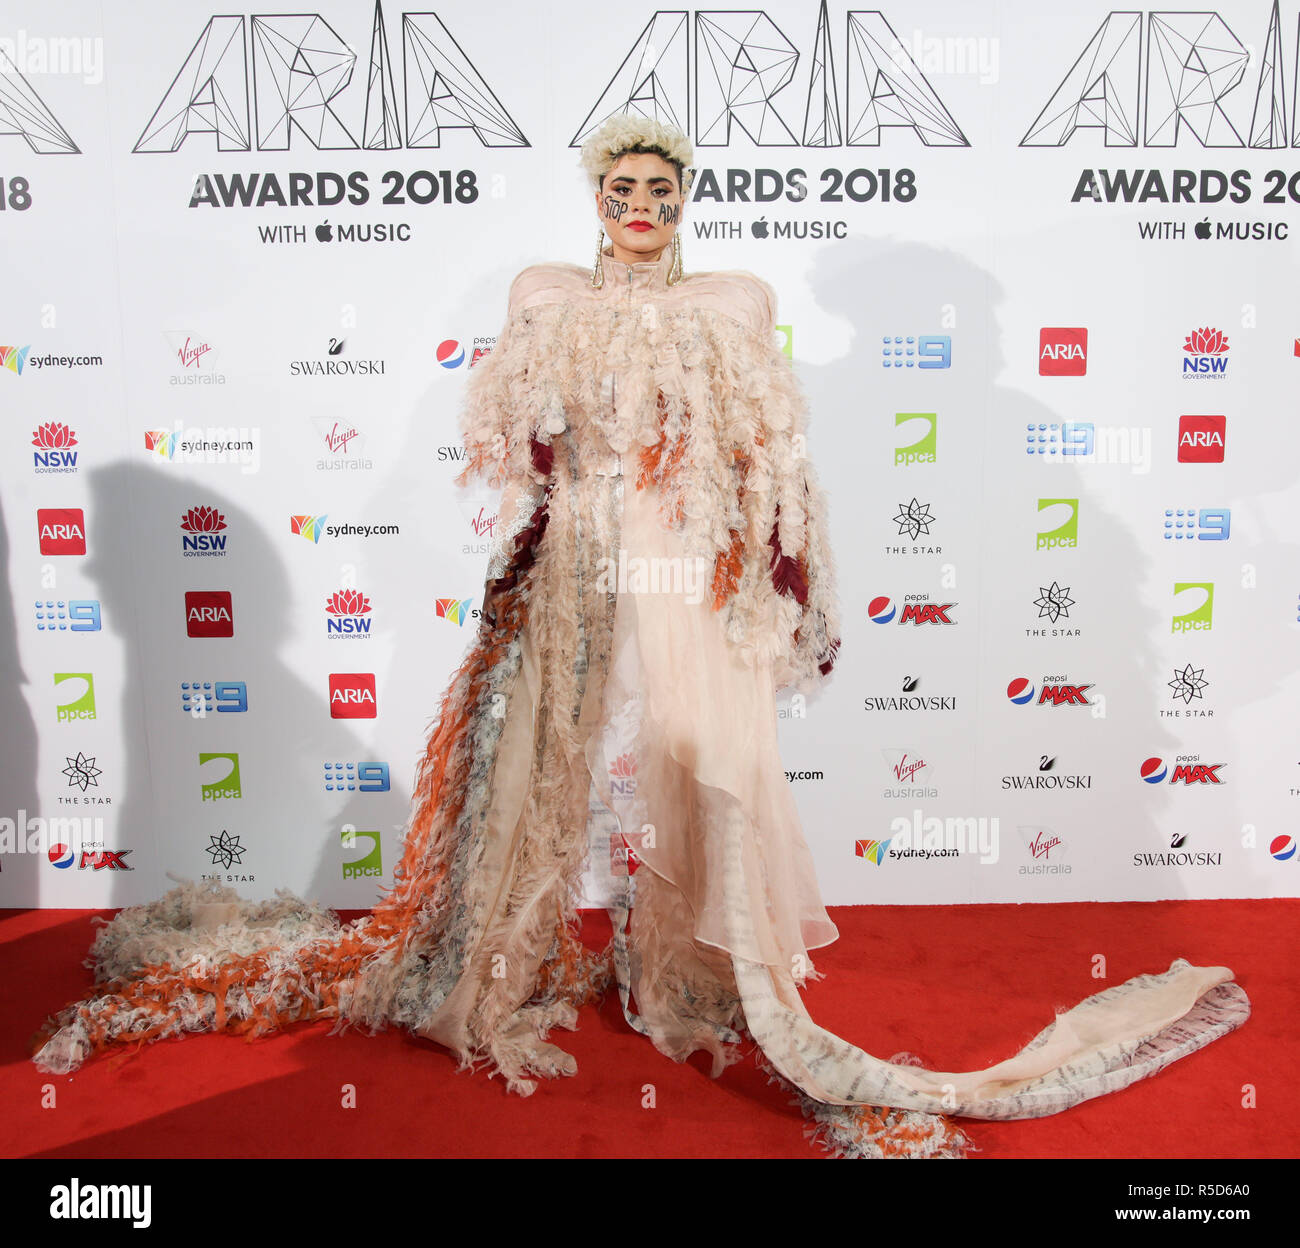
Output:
[{"xmin": 3, "ymin": 0, "xmax": 1298, "ymax": 912}]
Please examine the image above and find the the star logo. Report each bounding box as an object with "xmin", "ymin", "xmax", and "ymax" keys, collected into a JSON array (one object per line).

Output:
[
  {"xmin": 1168, "ymin": 664, "xmax": 1209, "ymax": 705},
  {"xmin": 62, "ymin": 752, "xmax": 102, "ymax": 791},
  {"xmin": 206, "ymin": 829, "xmax": 246, "ymax": 869},
  {"xmin": 1034, "ymin": 581, "xmax": 1075, "ymax": 624},
  {"xmin": 893, "ymin": 498, "xmax": 935, "ymax": 540}
]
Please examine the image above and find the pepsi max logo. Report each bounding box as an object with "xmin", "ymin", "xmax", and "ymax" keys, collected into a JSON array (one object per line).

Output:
[
  {"xmin": 48, "ymin": 843, "xmax": 75, "ymax": 868},
  {"xmin": 1007, "ymin": 678, "xmax": 1036, "ymax": 705},
  {"xmin": 1270, "ymin": 835, "xmax": 1296, "ymax": 862},
  {"xmin": 868, "ymin": 596, "xmax": 897, "ymax": 624},
  {"xmin": 436, "ymin": 339, "xmax": 465, "ymax": 369},
  {"xmin": 1140, "ymin": 757, "xmax": 1168, "ymax": 784}
]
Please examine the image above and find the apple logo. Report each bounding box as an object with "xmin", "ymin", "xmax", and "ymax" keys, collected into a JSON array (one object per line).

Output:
[
  {"xmin": 1194, "ymin": 218, "xmax": 1211, "ymax": 240},
  {"xmin": 751, "ymin": 217, "xmax": 769, "ymax": 239},
  {"xmin": 316, "ymin": 219, "xmax": 333, "ymax": 243}
]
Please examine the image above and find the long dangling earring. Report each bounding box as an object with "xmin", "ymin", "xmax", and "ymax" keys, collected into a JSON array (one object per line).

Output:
[
  {"xmin": 591, "ymin": 227, "xmax": 606, "ymax": 289},
  {"xmin": 666, "ymin": 230, "xmax": 683, "ymax": 285}
]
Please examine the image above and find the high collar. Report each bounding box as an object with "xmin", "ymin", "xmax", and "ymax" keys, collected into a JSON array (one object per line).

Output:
[{"xmin": 598, "ymin": 243, "xmax": 675, "ymax": 292}]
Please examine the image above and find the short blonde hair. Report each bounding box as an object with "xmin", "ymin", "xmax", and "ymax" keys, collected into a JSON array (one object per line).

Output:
[{"xmin": 580, "ymin": 114, "xmax": 695, "ymax": 195}]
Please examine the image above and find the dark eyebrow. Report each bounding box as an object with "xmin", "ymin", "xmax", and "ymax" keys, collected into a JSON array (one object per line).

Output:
[{"xmin": 609, "ymin": 174, "xmax": 674, "ymax": 185}]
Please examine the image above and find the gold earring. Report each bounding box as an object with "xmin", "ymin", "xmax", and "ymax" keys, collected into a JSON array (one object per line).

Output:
[
  {"xmin": 666, "ymin": 231, "xmax": 683, "ymax": 285},
  {"xmin": 591, "ymin": 227, "xmax": 606, "ymax": 289}
]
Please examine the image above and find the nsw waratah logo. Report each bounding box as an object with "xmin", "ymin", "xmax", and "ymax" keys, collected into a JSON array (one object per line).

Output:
[
  {"xmin": 180, "ymin": 505, "xmax": 228, "ymax": 556},
  {"xmin": 1183, "ymin": 327, "xmax": 1229, "ymax": 379},
  {"xmin": 32, "ymin": 422, "xmax": 79, "ymax": 473},
  {"xmin": 1039, "ymin": 327, "xmax": 1087, "ymax": 375},
  {"xmin": 326, "ymin": 588, "xmax": 373, "ymax": 637}
]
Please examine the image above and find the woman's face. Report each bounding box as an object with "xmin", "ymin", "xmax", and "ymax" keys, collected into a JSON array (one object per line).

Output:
[{"xmin": 595, "ymin": 151, "xmax": 684, "ymax": 264}]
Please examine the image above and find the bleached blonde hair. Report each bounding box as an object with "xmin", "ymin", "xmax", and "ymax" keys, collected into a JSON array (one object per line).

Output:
[{"xmin": 580, "ymin": 114, "xmax": 695, "ymax": 195}]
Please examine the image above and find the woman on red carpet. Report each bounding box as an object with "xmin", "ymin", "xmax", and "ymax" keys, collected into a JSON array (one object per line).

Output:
[{"xmin": 33, "ymin": 115, "xmax": 1249, "ymax": 1158}]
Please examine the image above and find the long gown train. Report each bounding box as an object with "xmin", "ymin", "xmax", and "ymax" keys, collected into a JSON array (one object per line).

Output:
[{"xmin": 31, "ymin": 450, "xmax": 1250, "ymax": 1160}]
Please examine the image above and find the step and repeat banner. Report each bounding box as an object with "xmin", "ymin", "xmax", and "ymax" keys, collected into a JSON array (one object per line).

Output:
[{"xmin": 3, "ymin": 1, "xmax": 1298, "ymax": 911}]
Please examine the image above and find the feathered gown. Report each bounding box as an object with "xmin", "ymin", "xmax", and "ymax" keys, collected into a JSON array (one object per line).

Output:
[{"xmin": 32, "ymin": 244, "xmax": 1250, "ymax": 1159}]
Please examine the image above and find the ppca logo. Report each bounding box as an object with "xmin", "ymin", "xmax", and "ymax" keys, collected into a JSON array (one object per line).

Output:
[
  {"xmin": 1172, "ymin": 582, "xmax": 1214, "ymax": 634},
  {"xmin": 199, "ymin": 752, "xmax": 242, "ymax": 802},
  {"xmin": 341, "ymin": 828, "xmax": 382, "ymax": 880},
  {"xmin": 894, "ymin": 412, "xmax": 937, "ymax": 466},
  {"xmin": 1036, "ymin": 498, "xmax": 1078, "ymax": 550},
  {"xmin": 54, "ymin": 672, "xmax": 96, "ymax": 722}
]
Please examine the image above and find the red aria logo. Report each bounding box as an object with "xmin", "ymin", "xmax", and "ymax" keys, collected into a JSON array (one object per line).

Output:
[
  {"xmin": 329, "ymin": 673, "xmax": 376, "ymax": 718},
  {"xmin": 326, "ymin": 589, "xmax": 371, "ymax": 616},
  {"xmin": 1177, "ymin": 414, "xmax": 1226, "ymax": 462},
  {"xmin": 1184, "ymin": 327, "xmax": 1229, "ymax": 355},
  {"xmin": 180, "ymin": 505, "xmax": 227, "ymax": 533},
  {"xmin": 1039, "ymin": 327, "xmax": 1087, "ymax": 375},
  {"xmin": 37, "ymin": 508, "xmax": 86, "ymax": 555},
  {"xmin": 32, "ymin": 422, "xmax": 78, "ymax": 449},
  {"xmin": 185, "ymin": 590, "xmax": 234, "ymax": 637}
]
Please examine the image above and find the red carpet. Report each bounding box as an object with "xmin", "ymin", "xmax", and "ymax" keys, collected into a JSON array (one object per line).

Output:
[{"xmin": 3, "ymin": 899, "xmax": 1294, "ymax": 1159}]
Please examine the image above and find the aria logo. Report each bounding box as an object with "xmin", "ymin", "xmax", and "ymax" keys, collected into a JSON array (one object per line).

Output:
[
  {"xmin": 180, "ymin": 505, "xmax": 229, "ymax": 557},
  {"xmin": 330, "ymin": 673, "xmax": 376, "ymax": 719},
  {"xmin": 894, "ymin": 412, "xmax": 937, "ymax": 465},
  {"xmin": 611, "ymin": 831, "xmax": 646, "ymax": 876},
  {"xmin": 37, "ymin": 507, "xmax": 86, "ymax": 555},
  {"xmin": 36, "ymin": 600, "xmax": 102, "ymax": 633},
  {"xmin": 1183, "ymin": 328, "xmax": 1229, "ymax": 380},
  {"xmin": 881, "ymin": 336, "xmax": 952, "ymax": 369},
  {"xmin": 1178, "ymin": 414, "xmax": 1226, "ymax": 462},
  {"xmin": 326, "ymin": 589, "xmax": 373, "ymax": 638},
  {"xmin": 1038, "ymin": 328, "xmax": 1086, "ymax": 375},
  {"xmin": 1172, "ymin": 581, "xmax": 1214, "ymax": 633},
  {"xmin": 32, "ymin": 421, "xmax": 79, "ymax": 473},
  {"xmin": 185, "ymin": 590, "xmax": 234, "ymax": 637}
]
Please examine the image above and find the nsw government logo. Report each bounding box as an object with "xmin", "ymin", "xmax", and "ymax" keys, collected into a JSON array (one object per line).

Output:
[{"xmin": 1182, "ymin": 327, "xmax": 1229, "ymax": 380}]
